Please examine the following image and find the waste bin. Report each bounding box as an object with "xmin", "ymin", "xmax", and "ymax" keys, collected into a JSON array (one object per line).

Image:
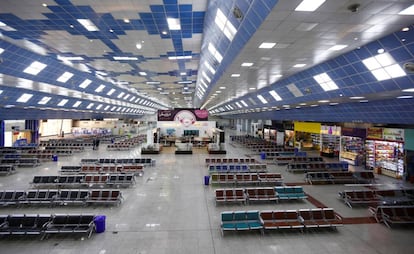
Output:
[
  {"xmin": 52, "ymin": 154, "xmax": 58, "ymax": 162},
  {"xmin": 204, "ymin": 175, "xmax": 210, "ymax": 186},
  {"xmin": 94, "ymin": 215, "xmax": 106, "ymax": 233},
  {"xmin": 260, "ymin": 152, "xmax": 266, "ymax": 160}
]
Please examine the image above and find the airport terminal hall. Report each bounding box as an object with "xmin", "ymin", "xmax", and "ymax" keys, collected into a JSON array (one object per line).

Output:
[{"xmin": 1, "ymin": 0, "xmax": 414, "ymax": 253}]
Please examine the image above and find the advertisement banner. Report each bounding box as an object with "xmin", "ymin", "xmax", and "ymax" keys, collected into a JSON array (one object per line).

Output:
[{"xmin": 157, "ymin": 109, "xmax": 208, "ymax": 126}]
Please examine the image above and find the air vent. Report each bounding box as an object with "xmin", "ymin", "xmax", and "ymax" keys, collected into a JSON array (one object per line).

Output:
[{"xmin": 233, "ymin": 6, "xmax": 243, "ymax": 20}]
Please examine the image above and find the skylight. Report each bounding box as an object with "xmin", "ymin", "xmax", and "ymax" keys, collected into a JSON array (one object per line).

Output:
[
  {"xmin": 95, "ymin": 84, "xmax": 105, "ymax": 93},
  {"xmin": 117, "ymin": 92, "xmax": 125, "ymax": 98},
  {"xmin": 72, "ymin": 101, "xmax": 82, "ymax": 108},
  {"xmin": 57, "ymin": 99, "xmax": 68, "ymax": 106},
  {"xmin": 313, "ymin": 73, "xmax": 339, "ymax": 91},
  {"xmin": 208, "ymin": 43, "xmax": 223, "ymax": 63},
  {"xmin": 38, "ymin": 96, "xmax": 51, "ymax": 105},
  {"xmin": 259, "ymin": 42, "xmax": 276, "ymax": 49},
  {"xmin": 269, "ymin": 90, "xmax": 282, "ymax": 101},
  {"xmin": 167, "ymin": 18, "xmax": 181, "ymax": 30},
  {"xmin": 215, "ymin": 9, "xmax": 237, "ymax": 41},
  {"xmin": 107, "ymin": 88, "xmax": 116, "ymax": 96},
  {"xmin": 77, "ymin": 19, "xmax": 99, "ymax": 31},
  {"xmin": 16, "ymin": 93, "xmax": 33, "ymax": 103},
  {"xmin": 362, "ymin": 53, "xmax": 406, "ymax": 81},
  {"xmin": 398, "ymin": 4, "xmax": 414, "ymax": 15},
  {"xmin": 257, "ymin": 95, "xmax": 268, "ymax": 104},
  {"xmin": 23, "ymin": 61, "xmax": 47, "ymax": 75},
  {"xmin": 295, "ymin": 0, "xmax": 326, "ymax": 12},
  {"xmin": 79, "ymin": 79, "xmax": 92, "ymax": 89},
  {"xmin": 113, "ymin": 56, "xmax": 138, "ymax": 61},
  {"xmin": 87, "ymin": 103, "xmax": 94, "ymax": 109},
  {"xmin": 56, "ymin": 71, "xmax": 74, "ymax": 83}
]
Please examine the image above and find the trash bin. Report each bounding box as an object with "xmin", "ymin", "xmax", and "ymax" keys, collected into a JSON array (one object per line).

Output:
[
  {"xmin": 204, "ymin": 175, "xmax": 210, "ymax": 186},
  {"xmin": 52, "ymin": 154, "xmax": 58, "ymax": 162},
  {"xmin": 94, "ymin": 215, "xmax": 106, "ymax": 233},
  {"xmin": 260, "ymin": 152, "xmax": 266, "ymax": 160}
]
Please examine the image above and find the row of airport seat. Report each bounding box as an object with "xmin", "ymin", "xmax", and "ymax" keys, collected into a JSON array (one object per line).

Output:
[
  {"xmin": 60, "ymin": 165, "xmax": 144, "ymax": 176},
  {"xmin": 338, "ymin": 188, "xmax": 414, "ymax": 208},
  {"xmin": 80, "ymin": 158, "xmax": 155, "ymax": 166},
  {"xmin": 215, "ymin": 186, "xmax": 307, "ymax": 205},
  {"xmin": 210, "ymin": 173, "xmax": 284, "ymax": 186},
  {"xmin": 0, "ymin": 165, "xmax": 16, "ymax": 175},
  {"xmin": 287, "ymin": 162, "xmax": 349, "ymax": 173},
  {"xmin": 0, "ymin": 189, "xmax": 122, "ymax": 206},
  {"xmin": 305, "ymin": 171, "xmax": 375, "ymax": 184},
  {"xmin": 220, "ymin": 208, "xmax": 343, "ymax": 236},
  {"xmin": 368, "ymin": 205, "xmax": 414, "ymax": 228},
  {"xmin": 205, "ymin": 158, "xmax": 256, "ymax": 165},
  {"xmin": 0, "ymin": 158, "xmax": 41, "ymax": 167},
  {"xmin": 0, "ymin": 213, "xmax": 97, "ymax": 239},
  {"xmin": 208, "ymin": 164, "xmax": 267, "ymax": 174},
  {"xmin": 31, "ymin": 174, "xmax": 135, "ymax": 188}
]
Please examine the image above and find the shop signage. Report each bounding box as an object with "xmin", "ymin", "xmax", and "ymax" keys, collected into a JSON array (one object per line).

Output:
[
  {"xmin": 321, "ymin": 125, "xmax": 341, "ymax": 136},
  {"xmin": 367, "ymin": 127, "xmax": 383, "ymax": 139},
  {"xmin": 341, "ymin": 127, "xmax": 366, "ymax": 138},
  {"xmin": 383, "ymin": 128, "xmax": 404, "ymax": 141}
]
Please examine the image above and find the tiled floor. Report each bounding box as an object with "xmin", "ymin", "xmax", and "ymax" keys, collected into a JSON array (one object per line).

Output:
[{"xmin": 0, "ymin": 129, "xmax": 413, "ymax": 254}]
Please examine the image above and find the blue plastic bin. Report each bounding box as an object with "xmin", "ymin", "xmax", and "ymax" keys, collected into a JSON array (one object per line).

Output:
[
  {"xmin": 52, "ymin": 154, "xmax": 58, "ymax": 162},
  {"xmin": 204, "ymin": 175, "xmax": 210, "ymax": 185},
  {"xmin": 94, "ymin": 215, "xmax": 106, "ymax": 233},
  {"xmin": 260, "ymin": 152, "xmax": 266, "ymax": 160}
]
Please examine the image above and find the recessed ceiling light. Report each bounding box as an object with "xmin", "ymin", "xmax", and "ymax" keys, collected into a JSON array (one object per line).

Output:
[
  {"xmin": 310, "ymin": 104, "xmax": 319, "ymax": 107},
  {"xmin": 329, "ymin": 102, "xmax": 339, "ymax": 106},
  {"xmin": 162, "ymin": 31, "xmax": 168, "ymax": 35},
  {"xmin": 167, "ymin": 18, "xmax": 181, "ymax": 30},
  {"xmin": 377, "ymin": 48, "xmax": 385, "ymax": 54},
  {"xmin": 136, "ymin": 43, "xmax": 142, "ymax": 49},
  {"xmin": 293, "ymin": 63, "xmax": 306, "ymax": 68},
  {"xmin": 139, "ymin": 72, "xmax": 147, "ymax": 76},
  {"xmin": 397, "ymin": 95, "xmax": 413, "ymax": 99},
  {"xmin": 42, "ymin": 3, "xmax": 47, "ymax": 7},
  {"xmin": 231, "ymin": 74, "xmax": 240, "ymax": 77},
  {"xmin": 299, "ymin": 103, "xmax": 307, "ymax": 106},
  {"xmin": 241, "ymin": 62, "xmax": 253, "ymax": 67},
  {"xmin": 259, "ymin": 42, "xmax": 276, "ymax": 49},
  {"xmin": 318, "ymin": 100, "xmax": 330, "ymax": 103},
  {"xmin": 249, "ymin": 87, "xmax": 256, "ymax": 90},
  {"xmin": 402, "ymin": 27, "xmax": 410, "ymax": 32},
  {"xmin": 109, "ymin": 29, "xmax": 114, "ymax": 32},
  {"xmin": 359, "ymin": 100, "xmax": 369, "ymax": 103},
  {"xmin": 124, "ymin": 19, "xmax": 130, "ymax": 23},
  {"xmin": 219, "ymin": 87, "xmax": 226, "ymax": 89},
  {"xmin": 350, "ymin": 96, "xmax": 365, "ymax": 99},
  {"xmin": 180, "ymin": 72, "xmax": 186, "ymax": 76},
  {"xmin": 295, "ymin": 0, "xmax": 326, "ymax": 12}
]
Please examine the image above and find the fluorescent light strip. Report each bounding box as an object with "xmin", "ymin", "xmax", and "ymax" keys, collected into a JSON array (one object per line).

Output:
[
  {"xmin": 38, "ymin": 96, "xmax": 51, "ymax": 105},
  {"xmin": 57, "ymin": 71, "xmax": 74, "ymax": 83},
  {"xmin": 23, "ymin": 61, "xmax": 47, "ymax": 75},
  {"xmin": 146, "ymin": 81, "xmax": 160, "ymax": 85},
  {"xmin": 113, "ymin": 56, "xmax": 138, "ymax": 60},
  {"xmin": 241, "ymin": 62, "xmax": 253, "ymax": 67},
  {"xmin": 0, "ymin": 21, "xmax": 16, "ymax": 31},
  {"xmin": 231, "ymin": 74, "xmax": 240, "ymax": 77},
  {"xmin": 72, "ymin": 101, "xmax": 82, "ymax": 108},
  {"xmin": 208, "ymin": 43, "xmax": 223, "ymax": 63},
  {"xmin": 399, "ymin": 4, "xmax": 414, "ymax": 15},
  {"xmin": 104, "ymin": 105, "xmax": 110, "ymax": 110},
  {"xmin": 96, "ymin": 104, "xmax": 103, "ymax": 110},
  {"xmin": 117, "ymin": 92, "xmax": 125, "ymax": 98},
  {"xmin": 79, "ymin": 79, "xmax": 92, "ymax": 89},
  {"xmin": 16, "ymin": 93, "xmax": 33, "ymax": 103},
  {"xmin": 204, "ymin": 61, "xmax": 216, "ymax": 74},
  {"xmin": 295, "ymin": 0, "xmax": 326, "ymax": 12},
  {"xmin": 57, "ymin": 99, "xmax": 68, "ymax": 106},
  {"xmin": 202, "ymin": 71, "xmax": 211, "ymax": 83},
  {"xmin": 257, "ymin": 95, "xmax": 268, "ymax": 104},
  {"xmin": 107, "ymin": 89, "xmax": 116, "ymax": 96},
  {"xmin": 328, "ymin": 44, "xmax": 348, "ymax": 51},
  {"xmin": 0, "ymin": 48, "xmax": 4, "ymax": 54},
  {"xmin": 168, "ymin": 55, "xmax": 192, "ymax": 60},
  {"xmin": 57, "ymin": 55, "xmax": 84, "ymax": 61},
  {"xmin": 362, "ymin": 53, "xmax": 406, "ymax": 81},
  {"xmin": 178, "ymin": 81, "xmax": 193, "ymax": 84},
  {"xmin": 215, "ymin": 9, "xmax": 237, "ymax": 41},
  {"xmin": 139, "ymin": 72, "xmax": 147, "ymax": 76},
  {"xmin": 240, "ymin": 100, "xmax": 248, "ymax": 107},
  {"xmin": 77, "ymin": 19, "xmax": 99, "ymax": 31},
  {"xmin": 269, "ymin": 90, "xmax": 282, "ymax": 101},
  {"xmin": 87, "ymin": 103, "xmax": 94, "ymax": 109},
  {"xmin": 95, "ymin": 84, "xmax": 105, "ymax": 93},
  {"xmin": 124, "ymin": 94, "xmax": 130, "ymax": 100},
  {"xmin": 259, "ymin": 42, "xmax": 276, "ymax": 49}
]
